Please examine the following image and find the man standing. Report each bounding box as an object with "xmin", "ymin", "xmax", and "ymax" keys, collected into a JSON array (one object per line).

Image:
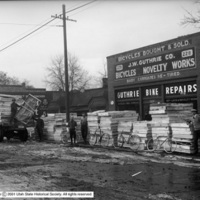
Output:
[
  {"xmin": 33, "ymin": 114, "xmax": 44, "ymax": 142},
  {"xmin": 191, "ymin": 109, "xmax": 200, "ymax": 154},
  {"xmin": 68, "ymin": 116, "xmax": 77, "ymax": 146},
  {"xmin": 81, "ymin": 113, "xmax": 88, "ymax": 144},
  {"xmin": 10, "ymin": 98, "xmax": 21, "ymax": 125}
]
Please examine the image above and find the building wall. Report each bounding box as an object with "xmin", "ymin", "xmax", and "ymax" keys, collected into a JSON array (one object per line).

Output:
[{"xmin": 107, "ymin": 32, "xmax": 200, "ymax": 119}]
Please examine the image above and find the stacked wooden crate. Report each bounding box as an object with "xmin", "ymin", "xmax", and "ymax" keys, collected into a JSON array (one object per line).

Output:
[
  {"xmin": 74, "ymin": 115, "xmax": 82, "ymax": 143},
  {"xmin": 150, "ymin": 122, "xmax": 171, "ymax": 150},
  {"xmin": 98, "ymin": 111, "xmax": 118, "ymax": 146},
  {"xmin": 149, "ymin": 103, "xmax": 194, "ymax": 153},
  {"xmin": 171, "ymin": 122, "xmax": 195, "ymax": 154},
  {"xmin": 53, "ymin": 113, "xmax": 67, "ymax": 142},
  {"xmin": 42, "ymin": 113, "xmax": 67, "ymax": 142},
  {"xmin": 150, "ymin": 103, "xmax": 193, "ymax": 123},
  {"xmin": 15, "ymin": 94, "xmax": 41, "ymax": 124},
  {"xmin": 42, "ymin": 114, "xmax": 57, "ymax": 141},
  {"xmin": 0, "ymin": 94, "xmax": 22, "ymax": 124},
  {"xmin": 0, "ymin": 96, "xmax": 13, "ymax": 124},
  {"xmin": 116, "ymin": 111, "xmax": 138, "ymax": 147},
  {"xmin": 132, "ymin": 121, "xmax": 151, "ymax": 150},
  {"xmin": 88, "ymin": 111, "xmax": 102, "ymax": 144},
  {"xmin": 118, "ymin": 121, "xmax": 133, "ymax": 133},
  {"xmin": 150, "ymin": 123, "xmax": 170, "ymax": 138},
  {"xmin": 98, "ymin": 110, "xmax": 139, "ymax": 147},
  {"xmin": 87, "ymin": 111, "xmax": 101, "ymax": 134}
]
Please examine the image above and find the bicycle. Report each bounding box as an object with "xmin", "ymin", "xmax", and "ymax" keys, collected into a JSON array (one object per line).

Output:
[
  {"xmin": 147, "ymin": 135, "xmax": 177, "ymax": 153},
  {"xmin": 117, "ymin": 130, "xmax": 141, "ymax": 151},
  {"xmin": 60, "ymin": 128, "xmax": 70, "ymax": 143},
  {"xmin": 89, "ymin": 128, "xmax": 111, "ymax": 147},
  {"xmin": 60, "ymin": 127, "xmax": 80, "ymax": 144}
]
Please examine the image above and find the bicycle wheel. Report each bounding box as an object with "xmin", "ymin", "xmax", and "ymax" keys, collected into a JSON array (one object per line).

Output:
[
  {"xmin": 89, "ymin": 134, "xmax": 97, "ymax": 146},
  {"xmin": 100, "ymin": 133, "xmax": 110, "ymax": 147},
  {"xmin": 117, "ymin": 134, "xmax": 124, "ymax": 147},
  {"xmin": 164, "ymin": 138, "xmax": 177, "ymax": 153},
  {"xmin": 129, "ymin": 135, "xmax": 141, "ymax": 151},
  {"xmin": 61, "ymin": 131, "xmax": 70, "ymax": 143},
  {"xmin": 147, "ymin": 138, "xmax": 158, "ymax": 152}
]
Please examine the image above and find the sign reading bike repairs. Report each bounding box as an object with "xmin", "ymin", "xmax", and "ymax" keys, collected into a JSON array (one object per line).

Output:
[
  {"xmin": 115, "ymin": 47, "xmax": 195, "ymax": 83},
  {"xmin": 165, "ymin": 81, "xmax": 197, "ymax": 96}
]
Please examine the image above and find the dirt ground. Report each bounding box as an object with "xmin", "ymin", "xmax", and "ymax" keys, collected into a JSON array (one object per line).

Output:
[{"xmin": 0, "ymin": 140, "xmax": 200, "ymax": 200}]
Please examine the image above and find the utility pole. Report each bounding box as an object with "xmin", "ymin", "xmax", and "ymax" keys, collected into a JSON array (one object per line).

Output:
[
  {"xmin": 62, "ymin": 4, "xmax": 69, "ymax": 122},
  {"xmin": 52, "ymin": 5, "xmax": 76, "ymax": 122}
]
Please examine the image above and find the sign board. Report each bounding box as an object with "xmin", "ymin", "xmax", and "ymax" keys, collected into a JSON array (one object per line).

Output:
[
  {"xmin": 142, "ymin": 85, "xmax": 161, "ymax": 98},
  {"xmin": 116, "ymin": 81, "xmax": 196, "ymax": 101},
  {"xmin": 165, "ymin": 81, "xmax": 197, "ymax": 96},
  {"xmin": 115, "ymin": 47, "xmax": 195, "ymax": 83},
  {"xmin": 117, "ymin": 39, "xmax": 192, "ymax": 62},
  {"xmin": 116, "ymin": 88, "xmax": 139, "ymax": 100}
]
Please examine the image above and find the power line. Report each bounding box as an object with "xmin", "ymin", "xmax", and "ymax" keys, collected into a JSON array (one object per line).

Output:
[
  {"xmin": 70, "ymin": 0, "xmax": 101, "ymax": 17},
  {"xmin": 0, "ymin": 22, "xmax": 62, "ymax": 27},
  {"xmin": 65, "ymin": 0, "xmax": 97, "ymax": 15},
  {"xmin": 0, "ymin": 0, "xmax": 97, "ymax": 53},
  {"xmin": 0, "ymin": 18, "xmax": 56, "ymax": 53},
  {"xmin": 0, "ymin": 17, "xmax": 57, "ymax": 49}
]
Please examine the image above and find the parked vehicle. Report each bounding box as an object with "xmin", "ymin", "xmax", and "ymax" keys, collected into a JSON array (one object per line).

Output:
[{"xmin": 0, "ymin": 94, "xmax": 41, "ymax": 142}]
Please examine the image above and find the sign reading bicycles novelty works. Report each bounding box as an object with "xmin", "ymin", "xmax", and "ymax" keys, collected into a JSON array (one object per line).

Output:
[{"xmin": 115, "ymin": 47, "xmax": 195, "ymax": 82}]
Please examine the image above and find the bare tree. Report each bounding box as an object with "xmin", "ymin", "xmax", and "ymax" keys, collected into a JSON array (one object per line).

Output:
[
  {"xmin": 0, "ymin": 71, "xmax": 20, "ymax": 85},
  {"xmin": 0, "ymin": 71, "xmax": 34, "ymax": 88},
  {"xmin": 90, "ymin": 60, "xmax": 108, "ymax": 88},
  {"xmin": 44, "ymin": 54, "xmax": 91, "ymax": 91},
  {"xmin": 181, "ymin": 1, "xmax": 200, "ymax": 28},
  {"xmin": 44, "ymin": 55, "xmax": 65, "ymax": 91},
  {"xmin": 98, "ymin": 61, "xmax": 107, "ymax": 79}
]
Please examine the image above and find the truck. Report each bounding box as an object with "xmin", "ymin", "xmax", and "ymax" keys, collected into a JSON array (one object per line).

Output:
[{"xmin": 0, "ymin": 94, "xmax": 41, "ymax": 142}]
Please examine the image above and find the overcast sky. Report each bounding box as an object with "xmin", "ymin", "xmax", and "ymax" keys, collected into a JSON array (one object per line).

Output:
[{"xmin": 0, "ymin": 0, "xmax": 199, "ymax": 89}]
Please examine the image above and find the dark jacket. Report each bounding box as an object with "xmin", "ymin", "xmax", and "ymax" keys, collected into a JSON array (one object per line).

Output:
[
  {"xmin": 11, "ymin": 102, "xmax": 20, "ymax": 114},
  {"xmin": 68, "ymin": 119, "xmax": 77, "ymax": 131},
  {"xmin": 81, "ymin": 117, "xmax": 88, "ymax": 128},
  {"xmin": 192, "ymin": 114, "xmax": 200, "ymax": 131},
  {"xmin": 33, "ymin": 116, "xmax": 44, "ymax": 130}
]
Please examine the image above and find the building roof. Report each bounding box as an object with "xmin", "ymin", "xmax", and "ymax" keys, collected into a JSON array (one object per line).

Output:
[
  {"xmin": 0, "ymin": 84, "xmax": 46, "ymax": 93},
  {"xmin": 70, "ymin": 88, "xmax": 108, "ymax": 107}
]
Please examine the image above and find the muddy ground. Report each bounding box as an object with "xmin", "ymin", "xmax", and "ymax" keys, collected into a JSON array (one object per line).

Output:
[{"xmin": 0, "ymin": 140, "xmax": 200, "ymax": 200}]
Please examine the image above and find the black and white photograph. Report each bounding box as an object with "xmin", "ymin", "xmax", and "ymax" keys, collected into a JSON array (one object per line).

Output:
[{"xmin": 0, "ymin": 0, "xmax": 200, "ymax": 199}]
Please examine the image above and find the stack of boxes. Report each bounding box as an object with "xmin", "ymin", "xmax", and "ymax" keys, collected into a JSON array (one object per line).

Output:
[
  {"xmin": 87, "ymin": 111, "xmax": 102, "ymax": 145},
  {"xmin": 98, "ymin": 111, "xmax": 118, "ymax": 146},
  {"xmin": 150, "ymin": 103, "xmax": 193, "ymax": 123},
  {"xmin": 171, "ymin": 122, "xmax": 195, "ymax": 154},
  {"xmin": 42, "ymin": 114, "xmax": 56, "ymax": 141},
  {"xmin": 53, "ymin": 113, "xmax": 67, "ymax": 142},
  {"xmin": 87, "ymin": 111, "xmax": 101, "ymax": 133},
  {"xmin": 132, "ymin": 121, "xmax": 151, "ymax": 150},
  {"xmin": 73, "ymin": 115, "xmax": 82, "ymax": 143},
  {"xmin": 0, "ymin": 94, "xmax": 21, "ymax": 124},
  {"xmin": 149, "ymin": 103, "xmax": 195, "ymax": 154},
  {"xmin": 42, "ymin": 113, "xmax": 66, "ymax": 142}
]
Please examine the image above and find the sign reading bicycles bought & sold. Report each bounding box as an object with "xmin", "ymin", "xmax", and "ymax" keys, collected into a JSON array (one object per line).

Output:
[{"xmin": 107, "ymin": 32, "xmax": 200, "ymax": 118}]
